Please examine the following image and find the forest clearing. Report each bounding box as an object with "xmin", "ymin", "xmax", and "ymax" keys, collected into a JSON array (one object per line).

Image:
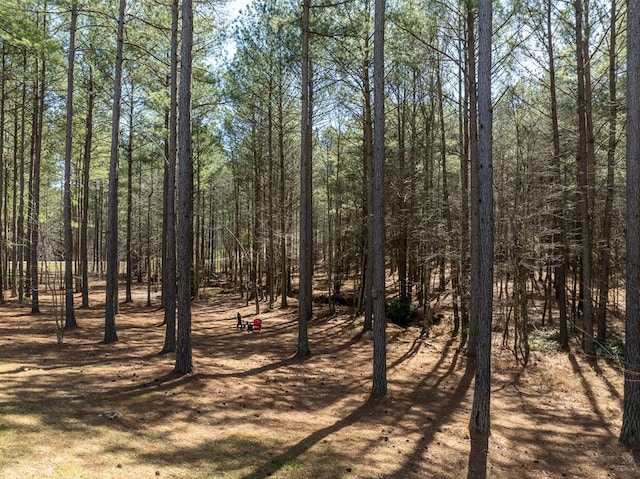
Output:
[{"xmin": 0, "ymin": 282, "xmax": 636, "ymax": 479}]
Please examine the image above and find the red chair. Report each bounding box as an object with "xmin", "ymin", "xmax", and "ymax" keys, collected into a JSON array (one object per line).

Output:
[{"xmin": 252, "ymin": 318, "xmax": 262, "ymax": 332}]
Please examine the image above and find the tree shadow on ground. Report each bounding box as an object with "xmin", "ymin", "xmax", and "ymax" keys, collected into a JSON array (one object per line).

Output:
[
  {"xmin": 238, "ymin": 395, "xmax": 384, "ymax": 479},
  {"xmin": 568, "ymin": 351, "xmax": 617, "ymax": 437},
  {"xmin": 0, "ymin": 285, "xmax": 636, "ymax": 479}
]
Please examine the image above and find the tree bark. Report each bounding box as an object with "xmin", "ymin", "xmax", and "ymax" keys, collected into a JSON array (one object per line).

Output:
[
  {"xmin": 11, "ymin": 101, "xmax": 18, "ymax": 300},
  {"xmin": 458, "ymin": 5, "xmax": 470, "ymax": 346},
  {"xmin": 371, "ymin": 0, "xmax": 386, "ymax": 397},
  {"xmin": 125, "ymin": 84, "xmax": 134, "ymax": 303},
  {"xmin": 620, "ymin": 0, "xmax": 640, "ymax": 447},
  {"xmin": 268, "ymin": 81, "xmax": 275, "ymax": 309},
  {"xmin": 545, "ymin": 0, "xmax": 568, "ymax": 349},
  {"xmin": 175, "ymin": 0, "xmax": 194, "ymax": 374},
  {"xmin": 63, "ymin": 1, "xmax": 78, "ymax": 327},
  {"xmin": 361, "ymin": 41, "xmax": 373, "ymax": 333},
  {"xmin": 104, "ymin": 0, "xmax": 127, "ymax": 343},
  {"xmin": 597, "ymin": 0, "xmax": 618, "ymax": 343},
  {"xmin": 30, "ymin": 29, "xmax": 46, "ymax": 314},
  {"xmin": 466, "ymin": 0, "xmax": 479, "ymax": 358},
  {"xmin": 278, "ymin": 79, "xmax": 288, "ymax": 307},
  {"xmin": 0, "ymin": 47, "xmax": 5, "ymax": 304},
  {"xmin": 18, "ymin": 53, "xmax": 26, "ymax": 308},
  {"xmin": 162, "ymin": 0, "xmax": 179, "ymax": 354},
  {"xmin": 395, "ymin": 95, "xmax": 408, "ymax": 304},
  {"xmin": 80, "ymin": 66, "xmax": 94, "ymax": 309},
  {"xmin": 468, "ymin": 0, "xmax": 493, "ymax": 476},
  {"xmin": 297, "ymin": 0, "xmax": 312, "ymax": 358},
  {"xmin": 438, "ymin": 54, "xmax": 460, "ymax": 336},
  {"xmin": 575, "ymin": 0, "xmax": 595, "ymax": 356}
]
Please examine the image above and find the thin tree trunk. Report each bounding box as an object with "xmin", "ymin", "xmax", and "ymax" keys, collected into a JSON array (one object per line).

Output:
[
  {"xmin": 0, "ymin": 47, "xmax": 5, "ymax": 304},
  {"xmin": 80, "ymin": 66, "xmax": 94, "ymax": 308},
  {"xmin": 251, "ymin": 120, "xmax": 261, "ymax": 314},
  {"xmin": 371, "ymin": 0, "xmax": 386, "ymax": 397},
  {"xmin": 466, "ymin": 0, "xmax": 479, "ymax": 358},
  {"xmin": 597, "ymin": 0, "xmax": 618, "ymax": 343},
  {"xmin": 63, "ymin": 1, "xmax": 78, "ymax": 327},
  {"xmin": 161, "ymin": 107, "xmax": 168, "ymax": 308},
  {"xmin": 30, "ymin": 29, "xmax": 46, "ymax": 314},
  {"xmin": 26, "ymin": 68, "xmax": 36, "ymax": 303},
  {"xmin": 195, "ymin": 149, "xmax": 202, "ymax": 299},
  {"xmin": 458, "ymin": 0, "xmax": 470, "ymax": 347},
  {"xmin": 18, "ymin": 52, "xmax": 27, "ymax": 308},
  {"xmin": 546, "ymin": 0, "xmax": 568, "ymax": 349},
  {"xmin": 278, "ymin": 80, "xmax": 288, "ymax": 307},
  {"xmin": 575, "ymin": 0, "xmax": 594, "ymax": 356},
  {"xmin": 162, "ymin": 0, "xmax": 179, "ymax": 353},
  {"xmin": 175, "ymin": 0, "xmax": 194, "ymax": 374},
  {"xmin": 11, "ymin": 104, "xmax": 17, "ymax": 299},
  {"xmin": 438, "ymin": 55, "xmax": 460, "ymax": 336},
  {"xmin": 146, "ymin": 172, "xmax": 153, "ymax": 307},
  {"xmin": 297, "ymin": 0, "xmax": 312, "ymax": 358},
  {"xmin": 333, "ymin": 127, "xmax": 344, "ymax": 296},
  {"xmin": 268, "ymin": 81, "xmax": 275, "ymax": 309},
  {"xmin": 104, "ymin": 0, "xmax": 127, "ymax": 343},
  {"xmin": 324, "ymin": 139, "xmax": 334, "ymax": 314},
  {"xmin": 395, "ymin": 96, "xmax": 408, "ymax": 303},
  {"xmin": 125, "ymin": 84, "xmax": 134, "ymax": 303},
  {"xmin": 363, "ymin": 51, "xmax": 373, "ymax": 333}
]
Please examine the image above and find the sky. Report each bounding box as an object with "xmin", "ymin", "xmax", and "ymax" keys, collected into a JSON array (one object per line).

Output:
[
  {"xmin": 225, "ymin": 0, "xmax": 251, "ymax": 20},
  {"xmin": 220, "ymin": 0, "xmax": 252, "ymax": 60}
]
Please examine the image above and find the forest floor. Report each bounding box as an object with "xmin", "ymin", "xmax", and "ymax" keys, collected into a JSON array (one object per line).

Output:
[{"xmin": 0, "ymin": 281, "xmax": 637, "ymax": 479}]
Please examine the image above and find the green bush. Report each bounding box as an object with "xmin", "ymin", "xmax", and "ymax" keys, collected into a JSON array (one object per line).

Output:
[
  {"xmin": 386, "ymin": 299, "xmax": 415, "ymax": 327},
  {"xmin": 596, "ymin": 335, "xmax": 624, "ymax": 361}
]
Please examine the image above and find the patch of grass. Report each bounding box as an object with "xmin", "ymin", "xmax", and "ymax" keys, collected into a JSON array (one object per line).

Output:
[
  {"xmin": 596, "ymin": 335, "xmax": 624, "ymax": 362},
  {"xmin": 52, "ymin": 463, "xmax": 94, "ymax": 479},
  {"xmin": 529, "ymin": 328, "xmax": 560, "ymax": 353},
  {"xmin": 352, "ymin": 316, "xmax": 364, "ymax": 330}
]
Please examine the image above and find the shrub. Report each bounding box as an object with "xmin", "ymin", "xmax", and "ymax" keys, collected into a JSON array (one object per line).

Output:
[
  {"xmin": 596, "ymin": 335, "xmax": 624, "ymax": 361},
  {"xmin": 386, "ymin": 299, "xmax": 415, "ymax": 327}
]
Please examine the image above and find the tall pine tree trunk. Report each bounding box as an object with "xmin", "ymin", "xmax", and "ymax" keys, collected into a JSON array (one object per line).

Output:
[
  {"xmin": 124, "ymin": 82, "xmax": 136, "ymax": 303},
  {"xmin": 175, "ymin": 0, "xmax": 194, "ymax": 374},
  {"xmin": 0, "ymin": 48, "xmax": 5, "ymax": 304},
  {"xmin": 297, "ymin": 0, "xmax": 312, "ymax": 358},
  {"xmin": 63, "ymin": 1, "xmax": 78, "ymax": 327},
  {"xmin": 466, "ymin": 0, "xmax": 479, "ymax": 358},
  {"xmin": 546, "ymin": 0, "xmax": 568, "ymax": 349},
  {"xmin": 162, "ymin": 0, "xmax": 179, "ymax": 353},
  {"xmin": 371, "ymin": 0, "xmax": 386, "ymax": 397},
  {"xmin": 30, "ymin": 31, "xmax": 46, "ymax": 314},
  {"xmin": 267, "ymin": 82, "xmax": 275, "ymax": 308},
  {"xmin": 361, "ymin": 48, "xmax": 373, "ymax": 333},
  {"xmin": 458, "ymin": 19, "xmax": 470, "ymax": 346},
  {"xmin": 620, "ymin": 0, "xmax": 640, "ymax": 446},
  {"xmin": 278, "ymin": 80, "xmax": 288, "ymax": 307},
  {"xmin": 438, "ymin": 54, "xmax": 460, "ymax": 336},
  {"xmin": 80, "ymin": 66, "xmax": 94, "ymax": 308},
  {"xmin": 11, "ymin": 102, "xmax": 17, "ymax": 299},
  {"xmin": 468, "ymin": 0, "xmax": 493, "ymax": 476},
  {"xmin": 125, "ymin": 84, "xmax": 134, "ymax": 303},
  {"xmin": 104, "ymin": 0, "xmax": 127, "ymax": 343},
  {"xmin": 575, "ymin": 0, "xmax": 594, "ymax": 356},
  {"xmin": 597, "ymin": 0, "xmax": 618, "ymax": 343},
  {"xmin": 396, "ymin": 99, "xmax": 408, "ymax": 303},
  {"xmin": 18, "ymin": 53, "xmax": 26, "ymax": 308}
]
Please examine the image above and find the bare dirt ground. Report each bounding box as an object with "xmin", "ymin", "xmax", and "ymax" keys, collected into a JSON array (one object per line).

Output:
[{"xmin": 0, "ymin": 282, "xmax": 638, "ymax": 479}]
